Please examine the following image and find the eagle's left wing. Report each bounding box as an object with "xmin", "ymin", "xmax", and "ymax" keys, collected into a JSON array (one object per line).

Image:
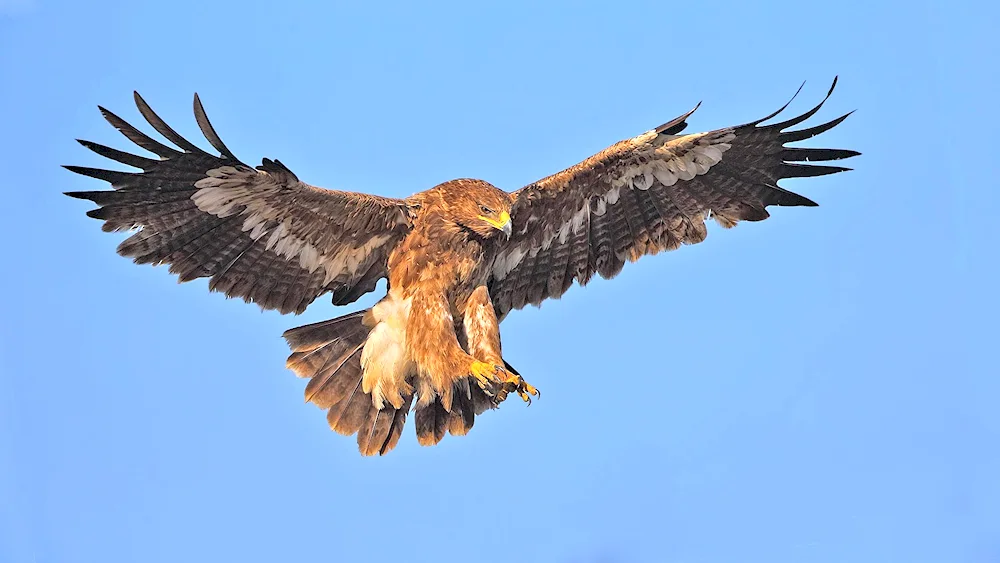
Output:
[{"xmin": 489, "ymin": 79, "xmax": 858, "ymax": 319}]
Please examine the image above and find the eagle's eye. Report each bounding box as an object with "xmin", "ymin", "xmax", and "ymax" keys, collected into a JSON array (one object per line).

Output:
[{"xmin": 479, "ymin": 205, "xmax": 494, "ymax": 215}]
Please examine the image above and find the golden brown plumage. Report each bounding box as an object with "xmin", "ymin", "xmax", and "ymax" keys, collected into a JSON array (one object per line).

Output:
[{"xmin": 66, "ymin": 79, "xmax": 858, "ymax": 455}]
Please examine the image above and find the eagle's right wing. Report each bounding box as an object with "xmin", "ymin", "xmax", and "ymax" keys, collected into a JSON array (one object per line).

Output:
[{"xmin": 66, "ymin": 93, "xmax": 413, "ymax": 314}]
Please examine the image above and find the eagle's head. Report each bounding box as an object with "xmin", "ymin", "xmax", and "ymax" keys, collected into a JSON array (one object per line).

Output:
[{"xmin": 432, "ymin": 178, "xmax": 513, "ymax": 240}]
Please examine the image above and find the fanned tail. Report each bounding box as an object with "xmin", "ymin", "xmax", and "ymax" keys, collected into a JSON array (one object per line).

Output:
[{"xmin": 282, "ymin": 310, "xmax": 412, "ymax": 456}]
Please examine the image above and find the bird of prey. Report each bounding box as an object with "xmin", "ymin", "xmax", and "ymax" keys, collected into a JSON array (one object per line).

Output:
[{"xmin": 66, "ymin": 78, "xmax": 857, "ymax": 456}]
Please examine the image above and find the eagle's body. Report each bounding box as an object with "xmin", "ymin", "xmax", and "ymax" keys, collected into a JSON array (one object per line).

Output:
[
  {"xmin": 329, "ymin": 180, "xmax": 523, "ymax": 452},
  {"xmin": 66, "ymin": 79, "xmax": 858, "ymax": 455}
]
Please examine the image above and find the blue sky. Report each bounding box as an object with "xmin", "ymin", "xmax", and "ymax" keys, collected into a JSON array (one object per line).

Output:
[{"xmin": 2, "ymin": 0, "xmax": 998, "ymax": 561}]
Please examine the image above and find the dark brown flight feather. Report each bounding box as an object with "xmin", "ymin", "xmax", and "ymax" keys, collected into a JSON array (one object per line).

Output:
[
  {"xmin": 66, "ymin": 93, "xmax": 414, "ymax": 314},
  {"xmin": 490, "ymin": 78, "xmax": 859, "ymax": 318}
]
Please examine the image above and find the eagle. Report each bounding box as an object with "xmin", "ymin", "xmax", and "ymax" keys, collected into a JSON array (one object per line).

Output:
[{"xmin": 66, "ymin": 79, "xmax": 857, "ymax": 456}]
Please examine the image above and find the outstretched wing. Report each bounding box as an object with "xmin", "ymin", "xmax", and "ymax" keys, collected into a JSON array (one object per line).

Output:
[
  {"xmin": 66, "ymin": 93, "xmax": 413, "ymax": 314},
  {"xmin": 489, "ymin": 78, "xmax": 858, "ymax": 318}
]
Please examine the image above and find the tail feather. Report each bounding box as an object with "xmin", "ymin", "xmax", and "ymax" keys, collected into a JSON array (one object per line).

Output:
[
  {"xmin": 447, "ymin": 388, "xmax": 476, "ymax": 436},
  {"xmin": 283, "ymin": 309, "xmax": 413, "ymax": 456},
  {"xmin": 358, "ymin": 393, "xmax": 414, "ymax": 456},
  {"xmin": 284, "ymin": 312, "xmax": 368, "ymax": 377},
  {"xmin": 282, "ymin": 309, "xmax": 498, "ymax": 455},
  {"xmin": 304, "ymin": 344, "xmax": 364, "ymax": 409},
  {"xmin": 415, "ymin": 400, "xmax": 450, "ymax": 446},
  {"xmin": 357, "ymin": 407, "xmax": 392, "ymax": 455},
  {"xmin": 326, "ymin": 381, "xmax": 371, "ymax": 436},
  {"xmin": 414, "ymin": 377, "xmax": 497, "ymax": 443},
  {"xmin": 380, "ymin": 400, "xmax": 412, "ymax": 454},
  {"xmin": 284, "ymin": 310, "xmax": 366, "ymax": 351}
]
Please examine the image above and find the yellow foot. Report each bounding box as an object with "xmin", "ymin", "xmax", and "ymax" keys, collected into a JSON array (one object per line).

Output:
[
  {"xmin": 468, "ymin": 360, "xmax": 540, "ymax": 406},
  {"xmin": 469, "ymin": 360, "xmax": 504, "ymax": 397},
  {"xmin": 507, "ymin": 376, "xmax": 540, "ymax": 404}
]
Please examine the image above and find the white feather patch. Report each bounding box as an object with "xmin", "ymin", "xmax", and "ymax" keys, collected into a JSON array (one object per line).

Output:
[
  {"xmin": 652, "ymin": 162, "xmax": 678, "ymax": 186},
  {"xmin": 320, "ymin": 235, "xmax": 390, "ymax": 285},
  {"xmin": 605, "ymin": 186, "xmax": 621, "ymax": 205},
  {"xmin": 557, "ymin": 204, "xmax": 588, "ymax": 245},
  {"xmin": 499, "ymin": 202, "xmax": 589, "ymax": 275},
  {"xmin": 492, "ymin": 245, "xmax": 526, "ymax": 279},
  {"xmin": 192, "ymin": 166, "xmax": 391, "ymax": 281},
  {"xmin": 361, "ymin": 294, "xmax": 414, "ymax": 410},
  {"xmin": 610, "ymin": 129, "xmax": 735, "ymax": 193},
  {"xmin": 592, "ymin": 197, "xmax": 607, "ymax": 217},
  {"xmin": 497, "ymin": 129, "xmax": 738, "ymax": 276}
]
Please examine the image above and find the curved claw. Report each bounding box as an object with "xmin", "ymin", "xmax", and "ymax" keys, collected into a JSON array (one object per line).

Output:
[{"xmin": 507, "ymin": 377, "xmax": 539, "ymax": 406}]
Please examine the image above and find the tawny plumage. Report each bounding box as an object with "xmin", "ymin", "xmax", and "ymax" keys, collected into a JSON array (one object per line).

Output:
[{"xmin": 66, "ymin": 79, "xmax": 858, "ymax": 456}]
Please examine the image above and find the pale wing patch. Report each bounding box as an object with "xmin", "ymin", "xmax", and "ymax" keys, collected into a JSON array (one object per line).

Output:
[
  {"xmin": 493, "ymin": 202, "xmax": 589, "ymax": 280},
  {"xmin": 193, "ymin": 166, "xmax": 391, "ymax": 285},
  {"xmin": 316, "ymin": 234, "xmax": 392, "ymax": 286},
  {"xmin": 492, "ymin": 245, "xmax": 527, "ymax": 280},
  {"xmin": 494, "ymin": 130, "xmax": 735, "ymax": 281},
  {"xmin": 610, "ymin": 129, "xmax": 735, "ymax": 191},
  {"xmin": 556, "ymin": 203, "xmax": 589, "ymax": 246}
]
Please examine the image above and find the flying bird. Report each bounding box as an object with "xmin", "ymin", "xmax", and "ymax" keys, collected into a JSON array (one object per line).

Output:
[{"xmin": 66, "ymin": 79, "xmax": 858, "ymax": 456}]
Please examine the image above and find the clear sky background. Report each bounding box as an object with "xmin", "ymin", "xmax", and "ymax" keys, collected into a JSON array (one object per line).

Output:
[{"xmin": 2, "ymin": 1, "xmax": 998, "ymax": 562}]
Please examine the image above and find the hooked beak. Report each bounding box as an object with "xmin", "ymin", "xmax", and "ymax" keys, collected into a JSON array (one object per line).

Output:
[{"xmin": 481, "ymin": 210, "xmax": 512, "ymax": 240}]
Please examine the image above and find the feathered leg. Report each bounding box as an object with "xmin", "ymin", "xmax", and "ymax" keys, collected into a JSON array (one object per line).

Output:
[{"xmin": 462, "ymin": 286, "xmax": 538, "ymax": 405}]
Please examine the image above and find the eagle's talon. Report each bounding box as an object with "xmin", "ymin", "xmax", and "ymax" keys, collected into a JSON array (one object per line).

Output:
[
  {"xmin": 469, "ymin": 359, "xmax": 506, "ymax": 396},
  {"xmin": 520, "ymin": 380, "xmax": 539, "ymax": 399},
  {"xmin": 502, "ymin": 374, "xmax": 539, "ymax": 405},
  {"xmin": 469, "ymin": 359, "xmax": 539, "ymax": 405},
  {"xmin": 516, "ymin": 386, "xmax": 533, "ymax": 405}
]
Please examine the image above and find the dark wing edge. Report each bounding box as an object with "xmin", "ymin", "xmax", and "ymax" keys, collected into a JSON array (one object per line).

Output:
[
  {"xmin": 65, "ymin": 92, "xmax": 413, "ymax": 314},
  {"xmin": 490, "ymin": 78, "xmax": 859, "ymax": 319}
]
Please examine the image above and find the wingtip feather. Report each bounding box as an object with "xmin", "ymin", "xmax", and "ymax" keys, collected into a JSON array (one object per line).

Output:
[
  {"xmin": 655, "ymin": 101, "xmax": 702, "ymax": 135},
  {"xmin": 63, "ymin": 189, "xmax": 92, "ymax": 200},
  {"xmin": 192, "ymin": 93, "xmax": 240, "ymax": 161},
  {"xmin": 133, "ymin": 91, "xmax": 205, "ymax": 154},
  {"xmin": 747, "ymin": 80, "xmax": 806, "ymax": 126}
]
